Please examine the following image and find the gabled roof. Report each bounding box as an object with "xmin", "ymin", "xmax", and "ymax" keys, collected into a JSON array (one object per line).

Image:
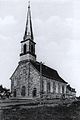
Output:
[{"xmin": 31, "ymin": 61, "xmax": 67, "ymax": 84}]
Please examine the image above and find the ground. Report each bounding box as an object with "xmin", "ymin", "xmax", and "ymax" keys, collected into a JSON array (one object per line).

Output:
[{"xmin": 2, "ymin": 100, "xmax": 80, "ymax": 120}]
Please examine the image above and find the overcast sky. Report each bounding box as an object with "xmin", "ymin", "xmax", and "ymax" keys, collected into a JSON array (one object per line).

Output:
[{"xmin": 0, "ymin": 0, "xmax": 80, "ymax": 96}]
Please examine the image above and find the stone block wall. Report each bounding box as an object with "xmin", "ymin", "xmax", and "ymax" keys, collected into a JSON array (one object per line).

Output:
[
  {"xmin": 10, "ymin": 62, "xmax": 41, "ymax": 98},
  {"xmin": 11, "ymin": 62, "xmax": 30, "ymax": 98},
  {"xmin": 42, "ymin": 76, "xmax": 67, "ymax": 99},
  {"xmin": 10, "ymin": 61, "xmax": 67, "ymax": 99},
  {"xmin": 29, "ymin": 64, "xmax": 40, "ymax": 98}
]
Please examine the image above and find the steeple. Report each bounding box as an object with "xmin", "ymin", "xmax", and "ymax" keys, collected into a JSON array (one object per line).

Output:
[
  {"xmin": 23, "ymin": 1, "xmax": 34, "ymax": 41},
  {"xmin": 20, "ymin": 2, "xmax": 36, "ymax": 62}
]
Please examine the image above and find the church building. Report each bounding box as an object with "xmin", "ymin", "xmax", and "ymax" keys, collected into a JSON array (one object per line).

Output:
[{"xmin": 10, "ymin": 3, "xmax": 68, "ymax": 99}]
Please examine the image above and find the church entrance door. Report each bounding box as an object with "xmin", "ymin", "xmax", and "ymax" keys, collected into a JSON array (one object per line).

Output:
[
  {"xmin": 14, "ymin": 89, "xmax": 16, "ymax": 97},
  {"xmin": 21, "ymin": 86, "xmax": 26, "ymax": 97}
]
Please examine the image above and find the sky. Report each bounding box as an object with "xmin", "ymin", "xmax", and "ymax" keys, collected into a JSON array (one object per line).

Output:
[{"xmin": 0, "ymin": 0, "xmax": 80, "ymax": 96}]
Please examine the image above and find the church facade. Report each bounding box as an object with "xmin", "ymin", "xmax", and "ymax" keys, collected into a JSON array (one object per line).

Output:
[{"xmin": 10, "ymin": 3, "xmax": 68, "ymax": 99}]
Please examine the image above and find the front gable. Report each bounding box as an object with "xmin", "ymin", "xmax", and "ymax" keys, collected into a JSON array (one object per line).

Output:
[{"xmin": 10, "ymin": 62, "xmax": 30, "ymax": 93}]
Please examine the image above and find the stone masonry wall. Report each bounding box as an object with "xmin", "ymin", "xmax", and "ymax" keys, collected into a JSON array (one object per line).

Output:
[
  {"xmin": 10, "ymin": 62, "xmax": 40, "ymax": 98},
  {"xmin": 29, "ymin": 64, "xmax": 40, "ymax": 98},
  {"xmin": 42, "ymin": 76, "xmax": 67, "ymax": 98},
  {"xmin": 10, "ymin": 61, "xmax": 66, "ymax": 99},
  {"xmin": 11, "ymin": 62, "xmax": 30, "ymax": 98}
]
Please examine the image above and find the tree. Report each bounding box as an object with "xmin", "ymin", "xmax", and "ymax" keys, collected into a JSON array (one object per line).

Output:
[{"xmin": 0, "ymin": 85, "xmax": 11, "ymax": 99}]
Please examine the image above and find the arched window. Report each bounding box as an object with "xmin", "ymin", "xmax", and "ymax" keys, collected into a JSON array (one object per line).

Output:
[
  {"xmin": 31, "ymin": 45, "xmax": 34, "ymax": 53},
  {"xmin": 58, "ymin": 83, "xmax": 60, "ymax": 93},
  {"xmin": 21, "ymin": 86, "xmax": 26, "ymax": 97},
  {"xmin": 47, "ymin": 82, "xmax": 51, "ymax": 93},
  {"xmin": 62, "ymin": 85, "xmax": 64, "ymax": 94},
  {"xmin": 53, "ymin": 82, "xmax": 56, "ymax": 94},
  {"xmin": 42, "ymin": 80, "xmax": 44, "ymax": 92},
  {"xmin": 14, "ymin": 89, "xmax": 16, "ymax": 97},
  {"xmin": 32, "ymin": 88, "xmax": 37, "ymax": 97},
  {"xmin": 23, "ymin": 44, "xmax": 27, "ymax": 54}
]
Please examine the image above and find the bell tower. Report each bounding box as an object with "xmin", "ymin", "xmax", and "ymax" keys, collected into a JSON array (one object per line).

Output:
[{"xmin": 20, "ymin": 2, "xmax": 36, "ymax": 62}]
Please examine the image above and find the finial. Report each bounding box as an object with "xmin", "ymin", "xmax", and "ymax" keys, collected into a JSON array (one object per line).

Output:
[{"xmin": 28, "ymin": 1, "xmax": 30, "ymax": 8}]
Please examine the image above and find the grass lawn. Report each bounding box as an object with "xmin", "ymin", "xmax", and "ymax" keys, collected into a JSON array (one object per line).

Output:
[{"xmin": 3, "ymin": 100, "xmax": 80, "ymax": 120}]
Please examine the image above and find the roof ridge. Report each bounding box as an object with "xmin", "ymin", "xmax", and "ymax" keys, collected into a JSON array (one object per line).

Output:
[
  {"xmin": 35, "ymin": 61, "xmax": 57, "ymax": 72},
  {"xmin": 31, "ymin": 61, "xmax": 67, "ymax": 84}
]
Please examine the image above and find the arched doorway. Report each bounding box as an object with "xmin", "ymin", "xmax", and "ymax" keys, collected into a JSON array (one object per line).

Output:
[
  {"xmin": 32, "ymin": 88, "xmax": 37, "ymax": 97},
  {"xmin": 21, "ymin": 86, "xmax": 26, "ymax": 97},
  {"xmin": 14, "ymin": 89, "xmax": 16, "ymax": 97}
]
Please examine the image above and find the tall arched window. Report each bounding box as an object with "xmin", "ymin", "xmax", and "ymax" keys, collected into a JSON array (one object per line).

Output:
[
  {"xmin": 23, "ymin": 44, "xmax": 27, "ymax": 54},
  {"xmin": 62, "ymin": 85, "xmax": 64, "ymax": 94},
  {"xmin": 31, "ymin": 45, "xmax": 34, "ymax": 53},
  {"xmin": 58, "ymin": 83, "xmax": 60, "ymax": 93},
  {"xmin": 47, "ymin": 82, "xmax": 51, "ymax": 93},
  {"xmin": 53, "ymin": 82, "xmax": 56, "ymax": 94},
  {"xmin": 21, "ymin": 86, "xmax": 26, "ymax": 96},
  {"xmin": 14, "ymin": 89, "xmax": 16, "ymax": 97},
  {"xmin": 32, "ymin": 88, "xmax": 37, "ymax": 97},
  {"xmin": 42, "ymin": 80, "xmax": 44, "ymax": 92}
]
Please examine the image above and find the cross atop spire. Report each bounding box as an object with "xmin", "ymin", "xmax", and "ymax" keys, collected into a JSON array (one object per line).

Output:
[
  {"xmin": 23, "ymin": 1, "xmax": 34, "ymax": 41},
  {"xmin": 28, "ymin": 1, "xmax": 30, "ymax": 8}
]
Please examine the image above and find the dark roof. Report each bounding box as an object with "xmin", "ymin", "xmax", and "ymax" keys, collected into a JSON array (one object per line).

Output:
[
  {"xmin": 67, "ymin": 85, "xmax": 76, "ymax": 93},
  {"xmin": 31, "ymin": 61, "xmax": 67, "ymax": 84}
]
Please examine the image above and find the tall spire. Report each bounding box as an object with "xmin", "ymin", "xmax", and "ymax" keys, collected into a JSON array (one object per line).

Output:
[
  {"xmin": 23, "ymin": 1, "xmax": 34, "ymax": 40},
  {"xmin": 20, "ymin": 1, "xmax": 36, "ymax": 62}
]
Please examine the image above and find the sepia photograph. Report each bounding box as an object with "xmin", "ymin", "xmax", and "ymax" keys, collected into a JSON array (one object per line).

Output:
[{"xmin": 0, "ymin": 0, "xmax": 79, "ymax": 119}]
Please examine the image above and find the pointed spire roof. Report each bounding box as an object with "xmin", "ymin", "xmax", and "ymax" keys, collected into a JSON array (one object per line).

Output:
[{"xmin": 23, "ymin": 1, "xmax": 34, "ymax": 40}]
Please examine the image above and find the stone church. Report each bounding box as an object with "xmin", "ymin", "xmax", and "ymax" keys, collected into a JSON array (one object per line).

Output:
[{"xmin": 10, "ymin": 3, "xmax": 68, "ymax": 99}]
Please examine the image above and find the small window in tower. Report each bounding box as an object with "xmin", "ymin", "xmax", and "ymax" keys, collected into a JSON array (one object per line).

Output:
[
  {"xmin": 21, "ymin": 86, "xmax": 26, "ymax": 97},
  {"xmin": 31, "ymin": 45, "xmax": 34, "ymax": 53},
  {"xmin": 23, "ymin": 44, "xmax": 27, "ymax": 54}
]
